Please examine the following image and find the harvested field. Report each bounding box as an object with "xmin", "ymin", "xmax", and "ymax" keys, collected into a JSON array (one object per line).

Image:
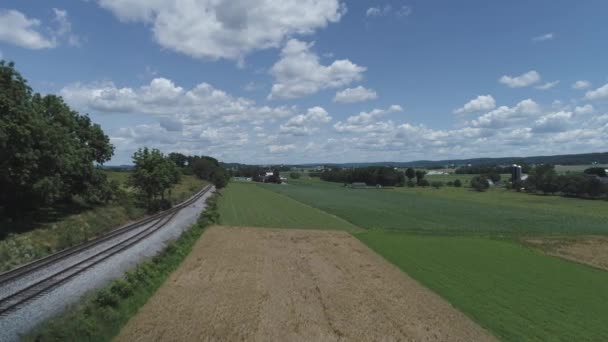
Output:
[
  {"xmin": 116, "ymin": 226, "xmax": 494, "ymax": 341},
  {"xmin": 525, "ymin": 236, "xmax": 608, "ymax": 271}
]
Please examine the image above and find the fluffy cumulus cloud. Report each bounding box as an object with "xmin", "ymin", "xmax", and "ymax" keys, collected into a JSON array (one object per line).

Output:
[
  {"xmin": 471, "ymin": 99, "xmax": 540, "ymax": 128},
  {"xmin": 268, "ymin": 39, "xmax": 366, "ymax": 100},
  {"xmin": 572, "ymin": 80, "xmax": 591, "ymax": 90},
  {"xmin": 97, "ymin": 0, "xmax": 345, "ymax": 61},
  {"xmin": 574, "ymin": 104, "xmax": 594, "ymax": 115},
  {"xmin": 333, "ymin": 86, "xmax": 377, "ymax": 103},
  {"xmin": 585, "ymin": 83, "xmax": 608, "ymax": 100},
  {"xmin": 0, "ymin": 8, "xmax": 80, "ymax": 49},
  {"xmin": 499, "ymin": 70, "xmax": 541, "ymax": 88},
  {"xmin": 279, "ymin": 106, "xmax": 332, "ymax": 136},
  {"xmin": 334, "ymin": 105, "xmax": 402, "ymax": 133},
  {"xmin": 533, "ymin": 111, "xmax": 573, "ymax": 133},
  {"xmin": 60, "ymin": 77, "xmax": 295, "ymax": 124},
  {"xmin": 0, "ymin": 9, "xmax": 55, "ymax": 49},
  {"xmin": 454, "ymin": 95, "xmax": 496, "ymax": 114}
]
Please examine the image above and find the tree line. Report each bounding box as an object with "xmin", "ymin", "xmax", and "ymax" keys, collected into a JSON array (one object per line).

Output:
[
  {"xmin": 512, "ymin": 165, "xmax": 608, "ymax": 199},
  {"xmin": 1, "ymin": 61, "xmax": 228, "ymax": 220},
  {"xmin": 129, "ymin": 149, "xmax": 229, "ymax": 211}
]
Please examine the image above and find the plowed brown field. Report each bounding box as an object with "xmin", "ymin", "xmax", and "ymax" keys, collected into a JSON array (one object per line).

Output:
[{"xmin": 116, "ymin": 226, "xmax": 494, "ymax": 341}]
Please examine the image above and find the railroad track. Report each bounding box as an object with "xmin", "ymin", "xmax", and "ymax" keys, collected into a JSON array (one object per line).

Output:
[{"xmin": 0, "ymin": 185, "xmax": 212, "ymax": 316}]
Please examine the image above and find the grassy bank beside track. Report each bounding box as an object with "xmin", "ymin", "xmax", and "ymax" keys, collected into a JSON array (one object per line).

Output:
[
  {"xmin": 356, "ymin": 231, "xmax": 608, "ymax": 341},
  {"xmin": 218, "ymin": 182, "xmax": 360, "ymax": 232},
  {"xmin": 25, "ymin": 192, "xmax": 220, "ymax": 342},
  {"xmin": 0, "ymin": 174, "xmax": 206, "ymax": 272}
]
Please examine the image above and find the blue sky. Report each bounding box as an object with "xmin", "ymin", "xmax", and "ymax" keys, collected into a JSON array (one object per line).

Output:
[{"xmin": 1, "ymin": 0, "xmax": 607, "ymax": 165}]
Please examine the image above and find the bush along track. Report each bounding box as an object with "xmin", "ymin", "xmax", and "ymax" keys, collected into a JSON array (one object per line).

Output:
[{"xmin": 24, "ymin": 193, "xmax": 220, "ymax": 342}]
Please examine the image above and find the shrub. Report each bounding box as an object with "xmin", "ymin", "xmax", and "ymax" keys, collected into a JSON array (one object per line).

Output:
[
  {"xmin": 406, "ymin": 180, "xmax": 416, "ymax": 187},
  {"xmin": 471, "ymin": 176, "xmax": 490, "ymax": 192},
  {"xmin": 289, "ymin": 172, "xmax": 301, "ymax": 179},
  {"xmin": 418, "ymin": 179, "xmax": 430, "ymax": 187},
  {"xmin": 454, "ymin": 179, "xmax": 462, "ymax": 187},
  {"xmin": 431, "ymin": 181, "xmax": 444, "ymax": 189}
]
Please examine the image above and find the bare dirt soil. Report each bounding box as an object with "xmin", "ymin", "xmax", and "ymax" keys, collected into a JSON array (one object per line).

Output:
[
  {"xmin": 116, "ymin": 226, "xmax": 495, "ymax": 342},
  {"xmin": 525, "ymin": 236, "xmax": 608, "ymax": 271}
]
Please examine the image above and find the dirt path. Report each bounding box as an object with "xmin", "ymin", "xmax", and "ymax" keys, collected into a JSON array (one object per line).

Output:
[{"xmin": 116, "ymin": 226, "xmax": 495, "ymax": 341}]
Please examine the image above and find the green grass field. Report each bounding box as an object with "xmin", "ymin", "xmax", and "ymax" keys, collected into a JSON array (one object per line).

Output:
[
  {"xmin": 218, "ymin": 182, "xmax": 359, "ymax": 231},
  {"xmin": 356, "ymin": 231, "xmax": 608, "ymax": 341},
  {"xmin": 262, "ymin": 178, "xmax": 608, "ymax": 235}
]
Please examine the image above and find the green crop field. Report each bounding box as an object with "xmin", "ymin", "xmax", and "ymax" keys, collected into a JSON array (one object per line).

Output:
[
  {"xmin": 262, "ymin": 178, "xmax": 608, "ymax": 235},
  {"xmin": 218, "ymin": 179, "xmax": 608, "ymax": 341},
  {"xmin": 218, "ymin": 182, "xmax": 359, "ymax": 231},
  {"xmin": 356, "ymin": 231, "xmax": 608, "ymax": 341}
]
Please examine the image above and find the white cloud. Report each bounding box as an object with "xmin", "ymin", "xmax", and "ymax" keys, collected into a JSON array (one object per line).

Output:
[
  {"xmin": 279, "ymin": 106, "xmax": 332, "ymax": 136},
  {"xmin": 61, "ymin": 77, "xmax": 295, "ymax": 125},
  {"xmin": 471, "ymin": 99, "xmax": 541, "ymax": 128},
  {"xmin": 334, "ymin": 105, "xmax": 402, "ymax": 132},
  {"xmin": 366, "ymin": 6, "xmax": 390, "ymax": 17},
  {"xmin": 535, "ymin": 80, "xmax": 559, "ymax": 90},
  {"xmin": 333, "ymin": 86, "xmax": 377, "ymax": 103},
  {"xmin": 533, "ymin": 111, "xmax": 572, "ymax": 133},
  {"xmin": 52, "ymin": 8, "xmax": 80, "ymax": 46},
  {"xmin": 572, "ymin": 80, "xmax": 591, "ymax": 90},
  {"xmin": 268, "ymin": 39, "xmax": 366, "ymax": 100},
  {"xmin": 396, "ymin": 6, "xmax": 413, "ymax": 17},
  {"xmin": 532, "ymin": 33, "xmax": 554, "ymax": 42},
  {"xmin": 454, "ymin": 95, "xmax": 496, "ymax": 114},
  {"xmin": 574, "ymin": 104, "xmax": 594, "ymax": 115},
  {"xmin": 585, "ymin": 83, "xmax": 608, "ymax": 100},
  {"xmin": 97, "ymin": 0, "xmax": 346, "ymax": 61},
  {"xmin": 268, "ymin": 144, "xmax": 296, "ymax": 154},
  {"xmin": 499, "ymin": 70, "xmax": 541, "ymax": 88},
  {"xmin": 0, "ymin": 9, "xmax": 55, "ymax": 49},
  {"xmin": 366, "ymin": 5, "xmax": 411, "ymax": 17}
]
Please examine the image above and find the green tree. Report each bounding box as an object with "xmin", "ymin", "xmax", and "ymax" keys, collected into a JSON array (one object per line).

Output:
[
  {"xmin": 415, "ymin": 170, "xmax": 426, "ymax": 185},
  {"xmin": 168, "ymin": 152, "xmax": 188, "ymax": 168},
  {"xmin": 471, "ymin": 176, "xmax": 490, "ymax": 192},
  {"xmin": 453, "ymin": 179, "xmax": 462, "ymax": 187},
  {"xmin": 0, "ymin": 61, "xmax": 114, "ymax": 213},
  {"xmin": 192, "ymin": 158, "xmax": 217, "ymax": 180},
  {"xmin": 211, "ymin": 168, "xmax": 229, "ymax": 189},
  {"xmin": 405, "ymin": 168, "xmax": 416, "ymax": 181},
  {"xmin": 289, "ymin": 172, "xmax": 301, "ymax": 179},
  {"xmin": 129, "ymin": 148, "xmax": 180, "ymax": 210}
]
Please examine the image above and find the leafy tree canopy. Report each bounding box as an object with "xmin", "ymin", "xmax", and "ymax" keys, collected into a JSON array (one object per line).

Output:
[{"xmin": 0, "ymin": 61, "xmax": 114, "ymax": 212}]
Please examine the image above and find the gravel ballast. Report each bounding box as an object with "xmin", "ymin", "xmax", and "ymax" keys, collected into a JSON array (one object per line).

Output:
[{"xmin": 0, "ymin": 187, "xmax": 214, "ymax": 342}]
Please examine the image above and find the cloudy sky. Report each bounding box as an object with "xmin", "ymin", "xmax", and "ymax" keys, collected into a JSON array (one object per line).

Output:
[{"xmin": 1, "ymin": 1, "xmax": 607, "ymax": 165}]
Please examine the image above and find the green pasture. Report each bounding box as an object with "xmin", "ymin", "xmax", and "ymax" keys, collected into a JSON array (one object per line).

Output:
[
  {"xmin": 218, "ymin": 182, "xmax": 359, "ymax": 231},
  {"xmin": 262, "ymin": 178, "xmax": 608, "ymax": 235},
  {"xmin": 357, "ymin": 231, "xmax": 608, "ymax": 341}
]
